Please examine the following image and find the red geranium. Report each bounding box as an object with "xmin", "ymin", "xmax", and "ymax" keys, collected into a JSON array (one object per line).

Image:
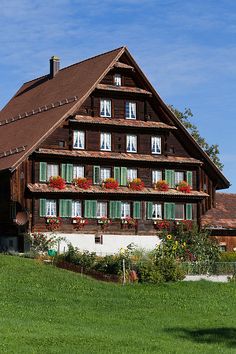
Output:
[
  {"xmin": 49, "ymin": 176, "xmax": 66, "ymax": 190},
  {"xmin": 177, "ymin": 181, "xmax": 191, "ymax": 193},
  {"xmin": 129, "ymin": 178, "xmax": 145, "ymax": 191},
  {"xmin": 154, "ymin": 220, "xmax": 170, "ymax": 230},
  {"xmin": 154, "ymin": 180, "xmax": 169, "ymax": 191},
  {"xmin": 45, "ymin": 217, "xmax": 62, "ymax": 231},
  {"xmin": 73, "ymin": 177, "xmax": 92, "ymax": 190},
  {"xmin": 103, "ymin": 178, "xmax": 119, "ymax": 190}
]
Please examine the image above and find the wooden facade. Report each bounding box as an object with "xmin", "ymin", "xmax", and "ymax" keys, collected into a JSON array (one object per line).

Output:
[{"xmin": 0, "ymin": 47, "xmax": 230, "ymax": 252}]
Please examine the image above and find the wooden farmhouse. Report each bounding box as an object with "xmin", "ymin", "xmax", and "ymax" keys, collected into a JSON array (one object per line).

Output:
[{"xmin": 0, "ymin": 47, "xmax": 231, "ymax": 253}]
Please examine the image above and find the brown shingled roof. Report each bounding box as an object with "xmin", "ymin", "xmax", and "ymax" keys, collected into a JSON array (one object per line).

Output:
[{"xmin": 201, "ymin": 193, "xmax": 236, "ymax": 229}]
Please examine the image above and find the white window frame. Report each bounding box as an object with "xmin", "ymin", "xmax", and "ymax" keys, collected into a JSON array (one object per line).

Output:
[
  {"xmin": 152, "ymin": 203, "xmax": 162, "ymax": 220},
  {"xmin": 175, "ymin": 204, "xmax": 184, "ymax": 220},
  {"xmin": 126, "ymin": 135, "xmax": 137, "ymax": 153},
  {"xmin": 73, "ymin": 166, "xmax": 84, "ymax": 179},
  {"xmin": 152, "ymin": 170, "xmax": 162, "ymax": 184},
  {"xmin": 114, "ymin": 74, "xmax": 121, "ymax": 86},
  {"xmin": 72, "ymin": 201, "xmax": 82, "ymax": 217},
  {"xmin": 100, "ymin": 168, "xmax": 111, "ymax": 182},
  {"xmin": 47, "ymin": 164, "xmax": 59, "ymax": 181},
  {"xmin": 100, "ymin": 99, "xmax": 112, "ymax": 118},
  {"xmin": 125, "ymin": 101, "xmax": 136, "ymax": 120},
  {"xmin": 46, "ymin": 200, "xmax": 57, "ymax": 217},
  {"xmin": 121, "ymin": 202, "xmax": 131, "ymax": 219},
  {"xmin": 97, "ymin": 202, "xmax": 107, "ymax": 218},
  {"xmin": 151, "ymin": 136, "xmax": 161, "ymax": 154},
  {"xmin": 175, "ymin": 171, "xmax": 184, "ymax": 185},
  {"xmin": 73, "ymin": 131, "xmax": 85, "ymax": 150},
  {"xmin": 127, "ymin": 168, "xmax": 137, "ymax": 182},
  {"xmin": 100, "ymin": 132, "xmax": 111, "ymax": 151}
]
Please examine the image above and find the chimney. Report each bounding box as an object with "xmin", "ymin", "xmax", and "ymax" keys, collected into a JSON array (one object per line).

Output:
[{"xmin": 50, "ymin": 56, "xmax": 60, "ymax": 78}]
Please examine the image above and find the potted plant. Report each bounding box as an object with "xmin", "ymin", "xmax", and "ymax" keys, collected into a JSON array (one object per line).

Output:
[
  {"xmin": 177, "ymin": 180, "xmax": 191, "ymax": 193},
  {"xmin": 49, "ymin": 176, "xmax": 66, "ymax": 190},
  {"xmin": 153, "ymin": 180, "xmax": 169, "ymax": 191},
  {"xmin": 129, "ymin": 178, "xmax": 145, "ymax": 191},
  {"xmin": 72, "ymin": 217, "xmax": 88, "ymax": 230},
  {"xmin": 45, "ymin": 217, "xmax": 62, "ymax": 231},
  {"xmin": 121, "ymin": 217, "xmax": 137, "ymax": 229},
  {"xmin": 73, "ymin": 177, "xmax": 92, "ymax": 190},
  {"xmin": 102, "ymin": 178, "xmax": 119, "ymax": 190},
  {"xmin": 97, "ymin": 217, "xmax": 112, "ymax": 230}
]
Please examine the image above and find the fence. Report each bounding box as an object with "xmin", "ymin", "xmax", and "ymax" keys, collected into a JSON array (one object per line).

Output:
[{"xmin": 180, "ymin": 262, "xmax": 236, "ymax": 275}]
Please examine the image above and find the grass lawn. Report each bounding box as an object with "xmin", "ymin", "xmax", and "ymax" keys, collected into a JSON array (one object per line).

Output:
[{"xmin": 0, "ymin": 255, "xmax": 235, "ymax": 353}]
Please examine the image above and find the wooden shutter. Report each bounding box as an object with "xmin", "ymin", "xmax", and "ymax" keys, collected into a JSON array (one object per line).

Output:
[
  {"xmin": 186, "ymin": 203, "xmax": 193, "ymax": 220},
  {"xmin": 133, "ymin": 201, "xmax": 141, "ymax": 219},
  {"xmin": 146, "ymin": 202, "xmax": 153, "ymax": 219},
  {"xmin": 59, "ymin": 199, "xmax": 72, "ymax": 217},
  {"xmin": 164, "ymin": 203, "xmax": 175, "ymax": 220},
  {"xmin": 121, "ymin": 167, "xmax": 127, "ymax": 186},
  {"xmin": 115, "ymin": 201, "xmax": 121, "ymax": 218},
  {"xmin": 39, "ymin": 162, "xmax": 47, "ymax": 182},
  {"xmin": 114, "ymin": 167, "xmax": 121, "ymax": 185},
  {"xmin": 109, "ymin": 201, "xmax": 115, "ymax": 218},
  {"xmin": 109, "ymin": 201, "xmax": 121, "ymax": 218},
  {"xmin": 84, "ymin": 200, "xmax": 90, "ymax": 218},
  {"xmin": 165, "ymin": 170, "xmax": 175, "ymax": 188},
  {"xmin": 39, "ymin": 199, "xmax": 46, "ymax": 217},
  {"xmin": 84, "ymin": 200, "xmax": 97, "ymax": 218},
  {"xmin": 61, "ymin": 164, "xmax": 66, "ymax": 180},
  {"xmin": 93, "ymin": 166, "xmax": 100, "ymax": 184},
  {"xmin": 186, "ymin": 171, "xmax": 193, "ymax": 188},
  {"xmin": 66, "ymin": 164, "xmax": 73, "ymax": 183}
]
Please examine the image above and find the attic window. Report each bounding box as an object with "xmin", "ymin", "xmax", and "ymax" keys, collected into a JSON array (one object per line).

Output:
[{"xmin": 114, "ymin": 74, "xmax": 121, "ymax": 86}]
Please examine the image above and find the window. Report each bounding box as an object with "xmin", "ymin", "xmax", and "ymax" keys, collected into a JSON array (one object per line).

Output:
[
  {"xmin": 175, "ymin": 204, "xmax": 184, "ymax": 220},
  {"xmin": 151, "ymin": 136, "xmax": 161, "ymax": 154},
  {"xmin": 125, "ymin": 102, "xmax": 136, "ymax": 119},
  {"xmin": 47, "ymin": 164, "xmax": 59, "ymax": 180},
  {"xmin": 46, "ymin": 200, "xmax": 57, "ymax": 217},
  {"xmin": 100, "ymin": 168, "xmax": 111, "ymax": 181},
  {"xmin": 152, "ymin": 203, "xmax": 162, "ymax": 219},
  {"xmin": 121, "ymin": 202, "xmax": 131, "ymax": 218},
  {"xmin": 100, "ymin": 132, "xmax": 111, "ymax": 151},
  {"xmin": 152, "ymin": 170, "xmax": 162, "ymax": 184},
  {"xmin": 73, "ymin": 131, "xmax": 85, "ymax": 149},
  {"xmin": 97, "ymin": 202, "xmax": 107, "ymax": 218},
  {"xmin": 175, "ymin": 171, "xmax": 184, "ymax": 185},
  {"xmin": 95, "ymin": 234, "xmax": 103, "ymax": 244},
  {"xmin": 72, "ymin": 201, "xmax": 82, "ymax": 217},
  {"xmin": 114, "ymin": 74, "xmax": 121, "ymax": 86},
  {"xmin": 127, "ymin": 168, "xmax": 137, "ymax": 182},
  {"xmin": 73, "ymin": 166, "xmax": 84, "ymax": 179},
  {"xmin": 126, "ymin": 135, "xmax": 137, "ymax": 153},
  {"xmin": 100, "ymin": 99, "xmax": 111, "ymax": 117}
]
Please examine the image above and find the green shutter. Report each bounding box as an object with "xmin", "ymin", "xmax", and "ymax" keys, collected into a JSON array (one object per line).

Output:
[
  {"xmin": 59, "ymin": 199, "xmax": 72, "ymax": 217},
  {"xmin": 165, "ymin": 170, "xmax": 175, "ymax": 188},
  {"xmin": 186, "ymin": 203, "xmax": 193, "ymax": 220},
  {"xmin": 84, "ymin": 200, "xmax": 97, "ymax": 218},
  {"xmin": 114, "ymin": 167, "xmax": 121, "ymax": 185},
  {"xmin": 147, "ymin": 202, "xmax": 153, "ymax": 219},
  {"xmin": 84, "ymin": 200, "xmax": 90, "ymax": 218},
  {"xmin": 39, "ymin": 162, "xmax": 47, "ymax": 182},
  {"xmin": 61, "ymin": 164, "xmax": 66, "ymax": 180},
  {"xmin": 164, "ymin": 203, "xmax": 175, "ymax": 220},
  {"xmin": 133, "ymin": 201, "xmax": 141, "ymax": 219},
  {"xmin": 187, "ymin": 171, "xmax": 193, "ymax": 188},
  {"xmin": 109, "ymin": 201, "xmax": 115, "ymax": 218},
  {"xmin": 66, "ymin": 164, "xmax": 73, "ymax": 183},
  {"xmin": 109, "ymin": 201, "xmax": 121, "ymax": 219},
  {"xmin": 121, "ymin": 167, "xmax": 127, "ymax": 186},
  {"xmin": 115, "ymin": 201, "xmax": 121, "ymax": 218},
  {"xmin": 91, "ymin": 201, "xmax": 97, "ymax": 218},
  {"xmin": 93, "ymin": 166, "xmax": 100, "ymax": 184},
  {"xmin": 39, "ymin": 199, "xmax": 46, "ymax": 217}
]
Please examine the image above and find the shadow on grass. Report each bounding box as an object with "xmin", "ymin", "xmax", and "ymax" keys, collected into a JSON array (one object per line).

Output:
[{"xmin": 165, "ymin": 327, "xmax": 236, "ymax": 348}]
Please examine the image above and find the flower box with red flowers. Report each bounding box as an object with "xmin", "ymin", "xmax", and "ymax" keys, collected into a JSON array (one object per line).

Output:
[
  {"xmin": 153, "ymin": 219, "xmax": 170, "ymax": 230},
  {"xmin": 72, "ymin": 217, "xmax": 88, "ymax": 225},
  {"xmin": 102, "ymin": 178, "xmax": 119, "ymax": 190},
  {"xmin": 97, "ymin": 217, "xmax": 112, "ymax": 226},
  {"xmin": 122, "ymin": 217, "xmax": 137, "ymax": 228},
  {"xmin": 129, "ymin": 178, "xmax": 145, "ymax": 191},
  {"xmin": 154, "ymin": 180, "xmax": 169, "ymax": 191},
  {"xmin": 45, "ymin": 217, "xmax": 61, "ymax": 231},
  {"xmin": 177, "ymin": 180, "xmax": 191, "ymax": 193},
  {"xmin": 49, "ymin": 176, "xmax": 66, "ymax": 190},
  {"xmin": 73, "ymin": 177, "xmax": 92, "ymax": 190}
]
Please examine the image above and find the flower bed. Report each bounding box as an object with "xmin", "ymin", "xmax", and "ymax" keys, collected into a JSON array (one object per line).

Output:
[
  {"xmin": 154, "ymin": 180, "xmax": 169, "ymax": 191},
  {"xmin": 102, "ymin": 178, "xmax": 119, "ymax": 190},
  {"xmin": 49, "ymin": 176, "xmax": 66, "ymax": 190},
  {"xmin": 129, "ymin": 178, "xmax": 144, "ymax": 191},
  {"xmin": 73, "ymin": 177, "xmax": 92, "ymax": 190},
  {"xmin": 177, "ymin": 180, "xmax": 191, "ymax": 193},
  {"xmin": 45, "ymin": 217, "xmax": 61, "ymax": 231}
]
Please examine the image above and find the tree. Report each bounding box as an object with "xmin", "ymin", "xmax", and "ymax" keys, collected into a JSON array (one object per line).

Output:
[{"xmin": 168, "ymin": 105, "xmax": 223, "ymax": 170}]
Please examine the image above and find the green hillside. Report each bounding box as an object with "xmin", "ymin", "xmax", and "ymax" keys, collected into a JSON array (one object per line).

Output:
[{"xmin": 0, "ymin": 255, "xmax": 235, "ymax": 353}]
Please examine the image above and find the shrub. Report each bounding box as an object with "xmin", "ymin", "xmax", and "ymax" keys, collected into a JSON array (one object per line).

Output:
[
  {"xmin": 59, "ymin": 244, "xmax": 96, "ymax": 269},
  {"xmin": 25, "ymin": 233, "xmax": 58, "ymax": 254},
  {"xmin": 220, "ymin": 252, "xmax": 236, "ymax": 262},
  {"xmin": 154, "ymin": 256, "xmax": 185, "ymax": 282}
]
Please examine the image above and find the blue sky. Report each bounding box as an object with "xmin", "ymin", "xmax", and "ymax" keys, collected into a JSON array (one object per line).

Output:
[{"xmin": 1, "ymin": 0, "xmax": 235, "ymax": 192}]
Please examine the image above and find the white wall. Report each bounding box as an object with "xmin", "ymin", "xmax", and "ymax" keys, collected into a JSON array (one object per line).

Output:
[{"xmin": 46, "ymin": 233, "xmax": 161, "ymax": 255}]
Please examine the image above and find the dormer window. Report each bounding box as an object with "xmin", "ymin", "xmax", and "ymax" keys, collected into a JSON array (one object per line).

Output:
[
  {"xmin": 125, "ymin": 102, "xmax": 136, "ymax": 119},
  {"xmin": 100, "ymin": 99, "xmax": 111, "ymax": 117},
  {"xmin": 114, "ymin": 74, "xmax": 121, "ymax": 86}
]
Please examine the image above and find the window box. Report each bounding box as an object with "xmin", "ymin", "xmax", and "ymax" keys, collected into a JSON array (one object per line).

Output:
[
  {"xmin": 153, "ymin": 220, "xmax": 170, "ymax": 230},
  {"xmin": 97, "ymin": 217, "xmax": 112, "ymax": 229},
  {"xmin": 129, "ymin": 178, "xmax": 144, "ymax": 191},
  {"xmin": 121, "ymin": 217, "xmax": 137, "ymax": 228},
  {"xmin": 49, "ymin": 176, "xmax": 66, "ymax": 190},
  {"xmin": 153, "ymin": 180, "xmax": 169, "ymax": 191},
  {"xmin": 73, "ymin": 177, "xmax": 92, "ymax": 190},
  {"xmin": 72, "ymin": 217, "xmax": 88, "ymax": 230},
  {"xmin": 102, "ymin": 178, "xmax": 119, "ymax": 190},
  {"xmin": 45, "ymin": 217, "xmax": 61, "ymax": 231},
  {"xmin": 177, "ymin": 181, "xmax": 191, "ymax": 193}
]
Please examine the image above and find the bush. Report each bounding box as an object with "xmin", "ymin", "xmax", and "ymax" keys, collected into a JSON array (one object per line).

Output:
[
  {"xmin": 58, "ymin": 244, "xmax": 96, "ymax": 270},
  {"xmin": 25, "ymin": 233, "xmax": 58, "ymax": 254},
  {"xmin": 155, "ymin": 256, "xmax": 185, "ymax": 282},
  {"xmin": 220, "ymin": 252, "xmax": 236, "ymax": 262}
]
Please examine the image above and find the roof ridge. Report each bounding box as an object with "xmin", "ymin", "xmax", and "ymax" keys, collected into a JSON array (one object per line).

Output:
[{"xmin": 22, "ymin": 46, "xmax": 125, "ymax": 86}]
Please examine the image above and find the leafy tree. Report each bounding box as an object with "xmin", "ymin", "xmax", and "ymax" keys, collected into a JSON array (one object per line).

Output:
[{"xmin": 168, "ymin": 105, "xmax": 223, "ymax": 170}]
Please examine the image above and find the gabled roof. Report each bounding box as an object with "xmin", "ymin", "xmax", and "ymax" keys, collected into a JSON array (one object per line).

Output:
[
  {"xmin": 0, "ymin": 46, "xmax": 230, "ymax": 190},
  {"xmin": 201, "ymin": 193, "xmax": 236, "ymax": 229}
]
